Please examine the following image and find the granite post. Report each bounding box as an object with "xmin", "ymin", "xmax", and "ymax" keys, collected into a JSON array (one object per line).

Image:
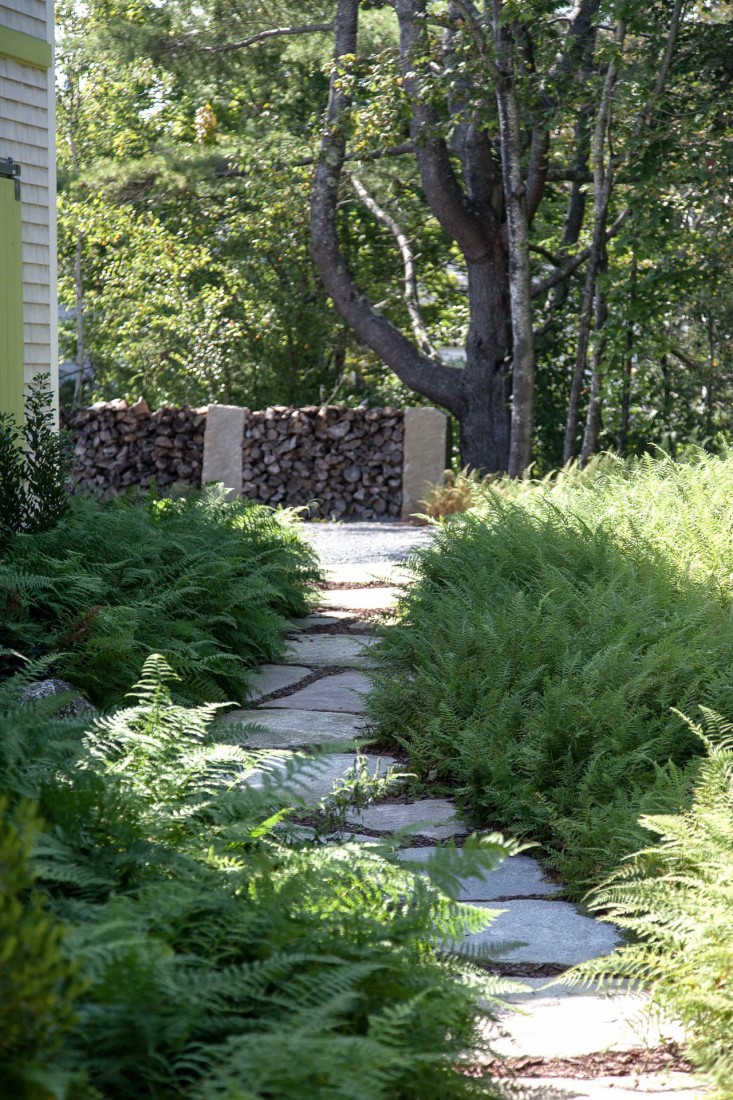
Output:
[
  {"xmin": 202, "ymin": 404, "xmax": 245, "ymax": 498},
  {"xmin": 401, "ymin": 407, "xmax": 448, "ymax": 518}
]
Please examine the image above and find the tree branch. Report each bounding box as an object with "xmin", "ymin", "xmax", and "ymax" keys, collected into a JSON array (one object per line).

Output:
[
  {"xmin": 530, "ymin": 206, "xmax": 631, "ymax": 298},
  {"xmin": 310, "ymin": 0, "xmax": 463, "ymax": 412},
  {"xmin": 349, "ymin": 175, "xmax": 439, "ymax": 359},
  {"xmin": 175, "ymin": 23, "xmax": 334, "ymax": 55},
  {"xmin": 394, "ymin": 0, "xmax": 492, "ymax": 262}
]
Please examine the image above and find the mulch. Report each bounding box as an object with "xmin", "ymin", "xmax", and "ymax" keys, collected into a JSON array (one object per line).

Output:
[
  {"xmin": 468, "ymin": 1043, "xmax": 693, "ymax": 1079},
  {"xmin": 321, "ymin": 580, "xmax": 394, "ymax": 590}
]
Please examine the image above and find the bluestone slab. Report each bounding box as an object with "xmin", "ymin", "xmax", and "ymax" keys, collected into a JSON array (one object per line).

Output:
[
  {"xmin": 459, "ymin": 900, "xmax": 621, "ymax": 966},
  {"xmin": 247, "ymin": 664, "xmax": 311, "ymax": 700},
  {"xmin": 481, "ymin": 990, "xmax": 684, "ymax": 1058},
  {"xmin": 324, "ymin": 563, "xmax": 411, "ymax": 585},
  {"xmin": 285, "ymin": 634, "xmax": 376, "ymax": 669},
  {"xmin": 266, "ymin": 671, "xmax": 371, "ymax": 713},
  {"xmin": 318, "ymin": 587, "xmax": 400, "ymax": 611},
  {"xmin": 224, "ymin": 707, "xmax": 368, "ymax": 749},
  {"xmin": 346, "ymin": 798, "xmax": 466, "ymax": 839},
  {"xmin": 246, "ymin": 751, "xmax": 403, "ymax": 804},
  {"xmin": 289, "ymin": 612, "xmax": 357, "ymax": 629},
  {"xmin": 397, "ymin": 848, "xmax": 563, "ymax": 900}
]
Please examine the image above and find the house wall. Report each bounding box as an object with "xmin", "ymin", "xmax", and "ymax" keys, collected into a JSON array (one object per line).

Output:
[{"xmin": 0, "ymin": 0, "xmax": 58, "ymax": 412}]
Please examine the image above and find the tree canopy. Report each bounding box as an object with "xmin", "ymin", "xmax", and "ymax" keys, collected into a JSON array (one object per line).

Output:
[{"xmin": 56, "ymin": 0, "xmax": 733, "ymax": 472}]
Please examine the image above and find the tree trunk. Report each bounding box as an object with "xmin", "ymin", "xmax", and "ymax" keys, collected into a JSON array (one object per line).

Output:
[
  {"xmin": 563, "ymin": 23, "xmax": 624, "ymax": 462},
  {"xmin": 462, "ymin": 251, "xmax": 512, "ymax": 472},
  {"xmin": 616, "ymin": 325, "xmax": 634, "ymax": 455},
  {"xmin": 616, "ymin": 253, "xmax": 636, "ymax": 455},
  {"xmin": 73, "ymin": 233, "xmax": 86, "ymax": 406},
  {"xmin": 580, "ymin": 269, "xmax": 608, "ymax": 465},
  {"xmin": 493, "ymin": 2, "xmax": 535, "ymax": 478}
]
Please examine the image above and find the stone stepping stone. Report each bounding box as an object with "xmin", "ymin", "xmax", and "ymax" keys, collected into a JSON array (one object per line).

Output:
[
  {"xmin": 397, "ymin": 848, "xmax": 563, "ymax": 900},
  {"xmin": 289, "ymin": 611, "xmax": 357, "ymax": 629},
  {"xmin": 223, "ymin": 707, "xmax": 368, "ymax": 749},
  {"xmin": 460, "ymin": 900, "xmax": 621, "ymax": 967},
  {"xmin": 346, "ymin": 798, "xmax": 466, "ymax": 840},
  {"xmin": 247, "ymin": 664, "xmax": 311, "ymax": 700},
  {"xmin": 482, "ymin": 987, "xmax": 684, "ymax": 1059},
  {"xmin": 318, "ymin": 587, "xmax": 400, "ymax": 611},
  {"xmin": 285, "ymin": 634, "xmax": 376, "ymax": 669},
  {"xmin": 511, "ymin": 1073, "xmax": 703, "ymax": 1099},
  {"xmin": 265, "ymin": 671, "xmax": 371, "ymax": 713},
  {"xmin": 246, "ymin": 752, "xmax": 403, "ymax": 804},
  {"xmin": 325, "ymin": 564, "xmax": 409, "ymax": 585}
]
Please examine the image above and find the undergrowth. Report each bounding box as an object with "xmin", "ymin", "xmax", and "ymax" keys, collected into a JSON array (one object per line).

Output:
[
  {"xmin": 0, "ymin": 657, "xmax": 514, "ymax": 1099},
  {"xmin": 369, "ymin": 452, "xmax": 733, "ymax": 895},
  {"xmin": 0, "ymin": 487, "xmax": 321, "ymax": 707},
  {"xmin": 575, "ymin": 710, "xmax": 733, "ymax": 1098}
]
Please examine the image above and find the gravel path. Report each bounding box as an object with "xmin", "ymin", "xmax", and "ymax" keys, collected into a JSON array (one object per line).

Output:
[{"xmin": 299, "ymin": 520, "xmax": 433, "ymax": 567}]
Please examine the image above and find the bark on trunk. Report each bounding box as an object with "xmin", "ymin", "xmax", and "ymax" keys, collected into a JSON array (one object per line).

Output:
[
  {"xmin": 580, "ymin": 269, "xmax": 608, "ymax": 465},
  {"xmin": 493, "ymin": 2, "xmax": 535, "ymax": 477},
  {"xmin": 563, "ymin": 23, "xmax": 624, "ymax": 463},
  {"xmin": 73, "ymin": 233, "xmax": 85, "ymax": 406}
]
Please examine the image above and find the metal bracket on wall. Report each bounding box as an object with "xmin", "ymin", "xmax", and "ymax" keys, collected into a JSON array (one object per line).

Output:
[{"xmin": 0, "ymin": 156, "xmax": 21, "ymax": 200}]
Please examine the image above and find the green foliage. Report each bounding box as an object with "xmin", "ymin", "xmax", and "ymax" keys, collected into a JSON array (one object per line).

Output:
[
  {"xmin": 576, "ymin": 711, "xmax": 733, "ymax": 1097},
  {"xmin": 0, "ymin": 656, "xmax": 513, "ymax": 1098},
  {"xmin": 368, "ymin": 452, "xmax": 733, "ymax": 895},
  {"xmin": 0, "ymin": 799, "xmax": 80, "ymax": 1100},
  {"xmin": 0, "ymin": 375, "xmax": 71, "ymax": 539},
  {"xmin": 0, "ymin": 487, "xmax": 321, "ymax": 708}
]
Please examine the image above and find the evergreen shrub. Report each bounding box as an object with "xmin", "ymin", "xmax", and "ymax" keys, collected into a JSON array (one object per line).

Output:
[
  {"xmin": 0, "ymin": 373, "xmax": 71, "ymax": 538},
  {"xmin": 0, "ymin": 658, "xmax": 512, "ymax": 1099},
  {"xmin": 369, "ymin": 453, "xmax": 733, "ymax": 894},
  {"xmin": 0, "ymin": 487, "xmax": 321, "ymax": 707}
]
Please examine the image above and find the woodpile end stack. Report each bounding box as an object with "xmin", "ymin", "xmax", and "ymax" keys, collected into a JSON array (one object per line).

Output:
[
  {"xmin": 62, "ymin": 402, "xmax": 405, "ymax": 519},
  {"xmin": 242, "ymin": 405, "xmax": 404, "ymax": 519},
  {"xmin": 61, "ymin": 399, "xmax": 206, "ymax": 492}
]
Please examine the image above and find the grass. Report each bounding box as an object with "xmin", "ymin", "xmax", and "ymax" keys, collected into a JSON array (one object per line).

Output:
[
  {"xmin": 0, "ymin": 487, "xmax": 321, "ymax": 708},
  {"xmin": 369, "ymin": 452, "xmax": 733, "ymax": 896}
]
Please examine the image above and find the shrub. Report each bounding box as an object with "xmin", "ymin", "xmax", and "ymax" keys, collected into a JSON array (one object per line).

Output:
[
  {"xmin": 0, "ymin": 487, "xmax": 321, "ymax": 707},
  {"xmin": 0, "ymin": 373, "xmax": 71, "ymax": 539},
  {"xmin": 577, "ymin": 710, "xmax": 733, "ymax": 1097},
  {"xmin": 0, "ymin": 799, "xmax": 80, "ymax": 1100},
  {"xmin": 368, "ymin": 452, "xmax": 733, "ymax": 895},
  {"xmin": 0, "ymin": 658, "xmax": 513, "ymax": 1099}
]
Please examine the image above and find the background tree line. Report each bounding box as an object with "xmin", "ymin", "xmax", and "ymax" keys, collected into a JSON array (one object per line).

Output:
[{"xmin": 57, "ymin": 0, "xmax": 732, "ymax": 472}]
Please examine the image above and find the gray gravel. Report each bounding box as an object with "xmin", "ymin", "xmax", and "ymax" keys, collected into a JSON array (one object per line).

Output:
[{"xmin": 299, "ymin": 521, "xmax": 433, "ymax": 567}]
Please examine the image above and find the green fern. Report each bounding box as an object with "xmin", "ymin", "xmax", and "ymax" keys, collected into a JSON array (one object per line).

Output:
[
  {"xmin": 369, "ymin": 453, "xmax": 733, "ymax": 894},
  {"xmin": 0, "ymin": 658, "xmax": 512, "ymax": 1098},
  {"xmin": 1, "ymin": 487, "xmax": 322, "ymax": 707},
  {"xmin": 572, "ymin": 710, "xmax": 733, "ymax": 1097}
]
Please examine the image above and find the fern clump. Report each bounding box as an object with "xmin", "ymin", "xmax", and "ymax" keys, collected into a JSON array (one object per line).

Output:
[
  {"xmin": 576, "ymin": 710, "xmax": 733, "ymax": 1097},
  {"xmin": 369, "ymin": 451, "xmax": 733, "ymax": 895},
  {"xmin": 0, "ymin": 657, "xmax": 513, "ymax": 1098},
  {"xmin": 0, "ymin": 487, "xmax": 321, "ymax": 707}
]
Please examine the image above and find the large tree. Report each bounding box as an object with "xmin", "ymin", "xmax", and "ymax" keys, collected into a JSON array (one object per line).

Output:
[
  {"xmin": 310, "ymin": 0, "xmax": 721, "ymax": 472},
  {"xmin": 56, "ymin": 0, "xmax": 731, "ymax": 468}
]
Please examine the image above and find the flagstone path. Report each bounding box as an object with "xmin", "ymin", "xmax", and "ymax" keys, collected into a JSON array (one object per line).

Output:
[{"xmin": 227, "ymin": 522, "xmax": 705, "ymax": 1099}]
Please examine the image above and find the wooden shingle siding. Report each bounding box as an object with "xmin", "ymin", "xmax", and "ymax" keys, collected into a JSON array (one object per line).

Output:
[
  {"xmin": 0, "ymin": 5, "xmax": 57, "ymax": 404},
  {"xmin": 0, "ymin": 2, "xmax": 46, "ymax": 39}
]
